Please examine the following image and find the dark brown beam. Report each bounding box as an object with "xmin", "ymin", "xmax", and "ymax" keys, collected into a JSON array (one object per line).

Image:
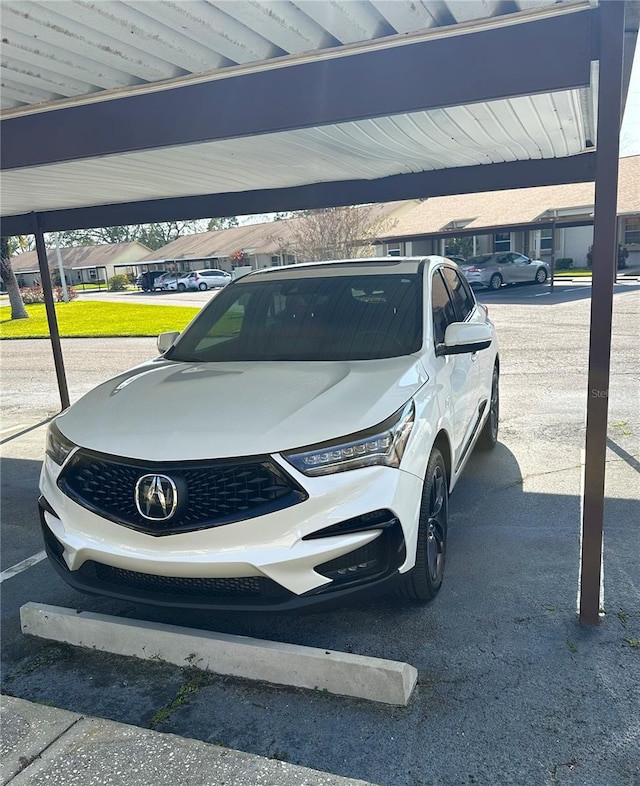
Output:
[
  {"xmin": 32, "ymin": 214, "xmax": 70, "ymax": 411},
  {"xmin": 0, "ymin": 153, "xmax": 596, "ymax": 236},
  {"xmin": 579, "ymin": 0, "xmax": 625, "ymax": 625},
  {"xmin": 1, "ymin": 8, "xmax": 595, "ymax": 171}
]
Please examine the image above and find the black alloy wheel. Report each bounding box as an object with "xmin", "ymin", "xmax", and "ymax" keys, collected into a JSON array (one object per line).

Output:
[
  {"xmin": 397, "ymin": 447, "xmax": 448, "ymax": 602},
  {"xmin": 477, "ymin": 365, "xmax": 499, "ymax": 450}
]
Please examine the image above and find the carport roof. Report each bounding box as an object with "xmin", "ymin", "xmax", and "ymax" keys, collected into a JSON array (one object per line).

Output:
[{"xmin": 1, "ymin": 1, "xmax": 638, "ymax": 235}]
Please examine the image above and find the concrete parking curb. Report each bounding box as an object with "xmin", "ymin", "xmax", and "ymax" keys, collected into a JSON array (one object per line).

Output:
[
  {"xmin": 0, "ymin": 695, "xmax": 378, "ymax": 786},
  {"xmin": 20, "ymin": 603, "xmax": 418, "ymax": 706}
]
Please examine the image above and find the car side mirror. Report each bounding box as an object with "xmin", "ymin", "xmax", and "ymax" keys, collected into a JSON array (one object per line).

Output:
[
  {"xmin": 437, "ymin": 322, "xmax": 492, "ymax": 356},
  {"xmin": 157, "ymin": 331, "xmax": 180, "ymax": 354}
]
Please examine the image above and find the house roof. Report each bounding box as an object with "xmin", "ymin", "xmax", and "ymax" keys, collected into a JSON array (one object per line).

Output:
[
  {"xmin": 11, "ymin": 241, "xmax": 151, "ymax": 273},
  {"xmin": 141, "ymin": 202, "xmax": 410, "ymax": 261},
  {"xmin": 140, "ymin": 157, "xmax": 640, "ymax": 261},
  {"xmin": 376, "ymin": 155, "xmax": 640, "ymax": 241}
]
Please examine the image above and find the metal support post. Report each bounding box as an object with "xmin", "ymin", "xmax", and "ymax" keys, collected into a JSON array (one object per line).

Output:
[
  {"xmin": 578, "ymin": 0, "xmax": 625, "ymax": 625},
  {"xmin": 33, "ymin": 214, "xmax": 70, "ymax": 411},
  {"xmin": 549, "ymin": 221, "xmax": 556, "ymax": 293}
]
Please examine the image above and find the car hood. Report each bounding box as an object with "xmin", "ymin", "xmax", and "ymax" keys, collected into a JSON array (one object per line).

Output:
[{"xmin": 56, "ymin": 357, "xmax": 428, "ymax": 461}]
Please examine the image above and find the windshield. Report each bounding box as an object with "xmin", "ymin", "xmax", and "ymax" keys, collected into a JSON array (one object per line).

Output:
[{"xmin": 168, "ymin": 273, "xmax": 423, "ymax": 362}]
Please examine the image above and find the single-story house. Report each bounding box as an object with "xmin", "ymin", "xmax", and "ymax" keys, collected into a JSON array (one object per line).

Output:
[
  {"xmin": 374, "ymin": 155, "xmax": 640, "ymax": 268},
  {"xmin": 10, "ymin": 241, "xmax": 151, "ymax": 288},
  {"xmin": 139, "ymin": 202, "xmax": 413, "ymax": 272}
]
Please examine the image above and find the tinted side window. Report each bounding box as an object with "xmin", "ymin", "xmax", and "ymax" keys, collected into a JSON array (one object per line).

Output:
[
  {"xmin": 442, "ymin": 267, "xmax": 475, "ymax": 321},
  {"xmin": 431, "ymin": 271, "xmax": 457, "ymax": 346}
]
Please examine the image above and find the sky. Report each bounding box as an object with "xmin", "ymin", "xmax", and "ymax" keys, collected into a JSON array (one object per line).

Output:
[{"xmin": 620, "ymin": 42, "xmax": 640, "ymax": 156}]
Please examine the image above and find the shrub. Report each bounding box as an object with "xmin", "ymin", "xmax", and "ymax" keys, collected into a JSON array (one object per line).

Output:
[
  {"xmin": 109, "ymin": 274, "xmax": 129, "ymax": 291},
  {"xmin": 587, "ymin": 244, "xmax": 629, "ymax": 269},
  {"xmin": 20, "ymin": 285, "xmax": 78, "ymax": 304},
  {"xmin": 55, "ymin": 286, "xmax": 78, "ymax": 302},
  {"xmin": 21, "ymin": 286, "xmax": 45, "ymax": 304},
  {"xmin": 555, "ymin": 258, "xmax": 573, "ymax": 271}
]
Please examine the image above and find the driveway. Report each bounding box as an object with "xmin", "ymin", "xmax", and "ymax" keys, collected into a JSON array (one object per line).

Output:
[
  {"xmin": 1, "ymin": 284, "xmax": 639, "ymax": 786},
  {"xmin": 76, "ymin": 287, "xmax": 223, "ymax": 307}
]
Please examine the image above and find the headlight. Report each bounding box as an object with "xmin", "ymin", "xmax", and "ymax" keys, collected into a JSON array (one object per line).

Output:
[
  {"xmin": 283, "ymin": 401, "xmax": 414, "ymax": 477},
  {"xmin": 46, "ymin": 421, "xmax": 77, "ymax": 466}
]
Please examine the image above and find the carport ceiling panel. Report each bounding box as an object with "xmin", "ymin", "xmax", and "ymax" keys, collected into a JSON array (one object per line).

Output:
[
  {"xmin": 1, "ymin": 0, "xmax": 569, "ymax": 113},
  {"xmin": 0, "ymin": 91, "xmax": 591, "ymax": 216}
]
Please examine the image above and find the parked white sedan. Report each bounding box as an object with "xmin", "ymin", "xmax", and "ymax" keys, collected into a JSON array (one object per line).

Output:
[
  {"xmin": 40, "ymin": 257, "xmax": 499, "ymax": 611},
  {"xmin": 170, "ymin": 269, "xmax": 231, "ymax": 291}
]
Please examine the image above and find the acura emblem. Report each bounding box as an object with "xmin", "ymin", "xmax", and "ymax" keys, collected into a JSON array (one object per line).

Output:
[{"xmin": 135, "ymin": 474, "xmax": 178, "ymax": 521}]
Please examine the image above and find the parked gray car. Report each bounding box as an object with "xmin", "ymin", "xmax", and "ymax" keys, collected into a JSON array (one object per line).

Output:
[{"xmin": 460, "ymin": 253, "xmax": 549, "ymax": 290}]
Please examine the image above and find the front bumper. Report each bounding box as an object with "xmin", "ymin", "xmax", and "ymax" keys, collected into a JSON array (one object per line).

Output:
[{"xmin": 39, "ymin": 454, "xmax": 423, "ymax": 611}]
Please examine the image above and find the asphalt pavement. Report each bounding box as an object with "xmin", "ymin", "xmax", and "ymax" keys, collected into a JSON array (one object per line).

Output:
[{"xmin": 1, "ymin": 280, "xmax": 639, "ymax": 785}]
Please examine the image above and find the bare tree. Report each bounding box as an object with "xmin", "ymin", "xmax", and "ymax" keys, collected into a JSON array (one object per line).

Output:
[
  {"xmin": 0, "ymin": 236, "xmax": 29, "ymax": 320},
  {"xmin": 283, "ymin": 206, "xmax": 396, "ymax": 263}
]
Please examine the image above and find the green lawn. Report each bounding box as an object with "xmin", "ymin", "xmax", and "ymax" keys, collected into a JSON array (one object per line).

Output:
[{"xmin": 0, "ymin": 301, "xmax": 200, "ymax": 339}]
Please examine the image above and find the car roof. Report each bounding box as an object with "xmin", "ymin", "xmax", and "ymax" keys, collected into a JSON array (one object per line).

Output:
[{"xmin": 236, "ymin": 256, "xmax": 451, "ymax": 282}]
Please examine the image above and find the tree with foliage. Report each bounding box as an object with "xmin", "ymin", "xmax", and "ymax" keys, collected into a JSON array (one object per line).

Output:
[
  {"xmin": 207, "ymin": 216, "xmax": 239, "ymax": 232},
  {"xmin": 282, "ymin": 206, "xmax": 395, "ymax": 264},
  {"xmin": 0, "ymin": 236, "xmax": 29, "ymax": 320},
  {"xmin": 54, "ymin": 217, "xmax": 240, "ymax": 252}
]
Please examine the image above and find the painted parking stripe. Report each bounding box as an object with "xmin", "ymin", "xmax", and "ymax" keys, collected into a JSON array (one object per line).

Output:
[{"xmin": 0, "ymin": 551, "xmax": 47, "ymax": 584}]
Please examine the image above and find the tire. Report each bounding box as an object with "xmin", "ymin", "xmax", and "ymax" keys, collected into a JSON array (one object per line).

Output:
[
  {"xmin": 177, "ymin": 283, "xmax": 186, "ymax": 292},
  {"xmin": 397, "ymin": 448, "xmax": 448, "ymax": 602},
  {"xmin": 477, "ymin": 365, "xmax": 499, "ymax": 450},
  {"xmin": 489, "ymin": 273, "xmax": 502, "ymax": 291},
  {"xmin": 198, "ymin": 282, "xmax": 208, "ymax": 291},
  {"xmin": 535, "ymin": 267, "xmax": 548, "ymax": 284}
]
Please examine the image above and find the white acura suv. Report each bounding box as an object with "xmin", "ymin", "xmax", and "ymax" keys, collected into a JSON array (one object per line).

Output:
[{"xmin": 40, "ymin": 258, "xmax": 499, "ymax": 611}]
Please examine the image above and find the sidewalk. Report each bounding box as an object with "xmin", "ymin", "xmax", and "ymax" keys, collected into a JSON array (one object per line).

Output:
[{"xmin": 1, "ymin": 695, "xmax": 376, "ymax": 786}]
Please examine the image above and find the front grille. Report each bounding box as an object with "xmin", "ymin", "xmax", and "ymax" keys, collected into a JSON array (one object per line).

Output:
[
  {"xmin": 83, "ymin": 561, "xmax": 289, "ymax": 600},
  {"xmin": 59, "ymin": 450, "xmax": 306, "ymax": 535}
]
